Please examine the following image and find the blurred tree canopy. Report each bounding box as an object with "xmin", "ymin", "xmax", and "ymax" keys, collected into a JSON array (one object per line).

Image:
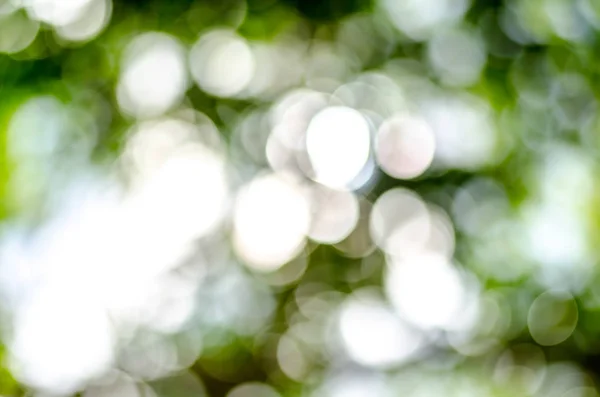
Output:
[{"xmin": 3, "ymin": 0, "xmax": 600, "ymax": 396}]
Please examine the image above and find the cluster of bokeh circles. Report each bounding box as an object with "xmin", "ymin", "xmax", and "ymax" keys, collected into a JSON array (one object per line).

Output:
[
  {"xmin": 0, "ymin": 0, "xmax": 112, "ymax": 52},
  {"xmin": 2, "ymin": 0, "xmax": 600, "ymax": 395}
]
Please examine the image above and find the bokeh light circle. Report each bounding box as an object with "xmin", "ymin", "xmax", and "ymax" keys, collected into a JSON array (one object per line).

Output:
[
  {"xmin": 370, "ymin": 188, "xmax": 431, "ymax": 258},
  {"xmin": 305, "ymin": 106, "xmax": 372, "ymax": 190},
  {"xmin": 189, "ymin": 29, "xmax": 255, "ymax": 98},
  {"xmin": 375, "ymin": 114, "xmax": 436, "ymax": 179},
  {"xmin": 117, "ymin": 32, "xmax": 188, "ymax": 119},
  {"xmin": 233, "ymin": 172, "xmax": 310, "ymax": 272}
]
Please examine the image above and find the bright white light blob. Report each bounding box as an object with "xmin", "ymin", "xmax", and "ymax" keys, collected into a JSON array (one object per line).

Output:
[
  {"xmin": 117, "ymin": 33, "xmax": 188, "ymax": 119},
  {"xmin": 380, "ymin": 0, "xmax": 470, "ymax": 40},
  {"xmin": 427, "ymin": 28, "xmax": 487, "ymax": 87},
  {"xmin": 0, "ymin": 10, "xmax": 39, "ymax": 54},
  {"xmin": 189, "ymin": 29, "xmax": 255, "ymax": 98},
  {"xmin": 308, "ymin": 185, "xmax": 360, "ymax": 244},
  {"xmin": 55, "ymin": 0, "xmax": 112, "ymax": 42},
  {"xmin": 128, "ymin": 143, "xmax": 229, "ymax": 244},
  {"xmin": 7, "ymin": 178, "xmax": 198, "ymax": 318},
  {"xmin": 227, "ymin": 382, "xmax": 281, "ymax": 397},
  {"xmin": 9, "ymin": 285, "xmax": 115, "ymax": 394},
  {"xmin": 0, "ymin": 182, "xmax": 122, "ymax": 315},
  {"xmin": 369, "ymin": 188, "xmax": 431, "ymax": 258},
  {"xmin": 528, "ymin": 291, "xmax": 578, "ymax": 346},
  {"xmin": 522, "ymin": 203, "xmax": 588, "ymax": 270},
  {"xmin": 24, "ymin": 0, "xmax": 94, "ymax": 26},
  {"xmin": 375, "ymin": 114, "xmax": 436, "ymax": 179},
  {"xmin": 233, "ymin": 172, "xmax": 310, "ymax": 272},
  {"xmin": 305, "ymin": 106, "xmax": 371, "ymax": 190},
  {"xmin": 338, "ymin": 294, "xmax": 423, "ymax": 368},
  {"xmin": 121, "ymin": 117, "xmax": 229, "ymax": 262},
  {"xmin": 0, "ymin": 158, "xmax": 220, "ymax": 391},
  {"xmin": 422, "ymin": 95, "xmax": 497, "ymax": 170},
  {"xmin": 385, "ymin": 253, "xmax": 475, "ymax": 330}
]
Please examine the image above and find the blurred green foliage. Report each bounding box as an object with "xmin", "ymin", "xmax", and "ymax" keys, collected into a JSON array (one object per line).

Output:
[{"xmin": 4, "ymin": 0, "xmax": 600, "ymax": 396}]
